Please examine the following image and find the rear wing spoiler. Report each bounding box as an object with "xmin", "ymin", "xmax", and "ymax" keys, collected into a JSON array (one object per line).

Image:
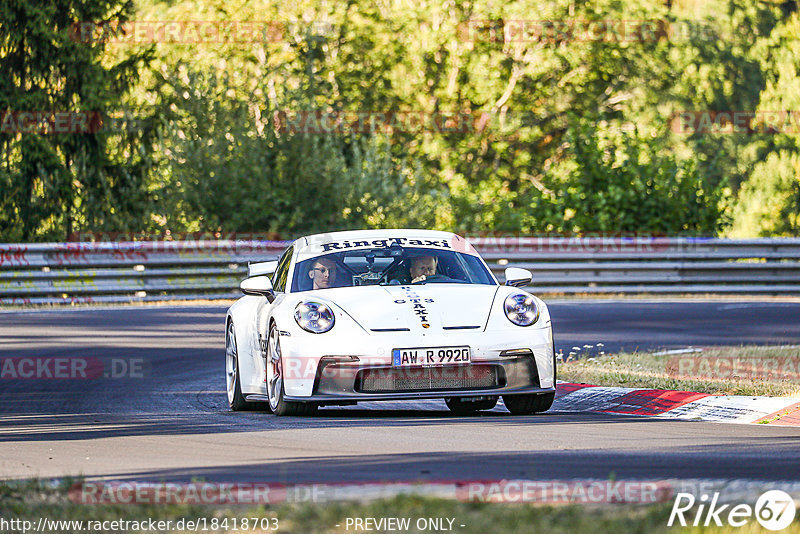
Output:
[{"xmin": 247, "ymin": 260, "xmax": 278, "ymax": 277}]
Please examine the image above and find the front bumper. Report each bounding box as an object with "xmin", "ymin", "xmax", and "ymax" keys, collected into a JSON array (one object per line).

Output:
[
  {"xmin": 278, "ymin": 325, "xmax": 555, "ymax": 398},
  {"xmin": 291, "ymin": 353, "xmax": 545, "ymax": 403}
]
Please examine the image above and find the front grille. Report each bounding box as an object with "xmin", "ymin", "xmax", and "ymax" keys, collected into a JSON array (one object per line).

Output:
[{"xmin": 356, "ymin": 364, "xmax": 502, "ymax": 393}]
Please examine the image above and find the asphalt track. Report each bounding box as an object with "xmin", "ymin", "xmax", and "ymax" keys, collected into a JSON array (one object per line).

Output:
[{"xmin": 0, "ymin": 300, "xmax": 799, "ymax": 485}]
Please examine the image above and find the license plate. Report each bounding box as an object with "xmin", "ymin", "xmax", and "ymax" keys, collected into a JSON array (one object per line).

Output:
[{"xmin": 392, "ymin": 346, "xmax": 471, "ymax": 367}]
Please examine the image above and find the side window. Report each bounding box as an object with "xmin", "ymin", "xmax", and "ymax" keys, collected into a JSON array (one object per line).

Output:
[{"xmin": 272, "ymin": 246, "xmax": 294, "ymax": 293}]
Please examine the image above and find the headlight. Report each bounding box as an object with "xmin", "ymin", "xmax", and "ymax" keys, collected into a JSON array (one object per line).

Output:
[
  {"xmin": 504, "ymin": 293, "xmax": 539, "ymax": 326},
  {"xmin": 294, "ymin": 301, "xmax": 335, "ymax": 333}
]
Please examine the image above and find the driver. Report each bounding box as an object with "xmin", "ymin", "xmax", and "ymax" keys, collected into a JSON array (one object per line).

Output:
[
  {"xmin": 409, "ymin": 254, "xmax": 438, "ymax": 283},
  {"xmin": 308, "ymin": 257, "xmax": 338, "ymax": 290}
]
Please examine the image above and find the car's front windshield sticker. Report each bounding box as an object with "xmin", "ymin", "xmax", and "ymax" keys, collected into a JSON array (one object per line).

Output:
[{"xmin": 321, "ymin": 237, "xmax": 451, "ymax": 252}]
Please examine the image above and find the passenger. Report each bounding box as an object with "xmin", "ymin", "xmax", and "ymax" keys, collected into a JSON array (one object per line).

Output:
[{"xmin": 308, "ymin": 257, "xmax": 338, "ymax": 290}]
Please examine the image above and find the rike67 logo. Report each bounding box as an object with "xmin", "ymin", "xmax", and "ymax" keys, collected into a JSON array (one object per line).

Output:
[{"xmin": 669, "ymin": 490, "xmax": 796, "ymax": 530}]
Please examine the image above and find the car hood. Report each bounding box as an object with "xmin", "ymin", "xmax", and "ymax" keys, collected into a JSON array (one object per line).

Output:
[{"xmin": 315, "ymin": 284, "xmax": 500, "ymax": 333}]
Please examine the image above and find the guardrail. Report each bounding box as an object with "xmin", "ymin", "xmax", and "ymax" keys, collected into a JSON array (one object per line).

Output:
[{"xmin": 1, "ymin": 237, "xmax": 799, "ymax": 305}]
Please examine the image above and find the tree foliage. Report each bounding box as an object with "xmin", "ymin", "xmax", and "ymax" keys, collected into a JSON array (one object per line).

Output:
[
  {"xmin": 729, "ymin": 9, "xmax": 800, "ymax": 236},
  {"xmin": 0, "ymin": 0, "xmax": 158, "ymax": 241},
  {"xmin": 523, "ymin": 119, "xmax": 724, "ymax": 234},
  {"xmin": 2, "ymin": 0, "xmax": 799, "ymax": 240}
]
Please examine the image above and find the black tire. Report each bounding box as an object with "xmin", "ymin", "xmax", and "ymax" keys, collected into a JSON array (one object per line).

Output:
[
  {"xmin": 445, "ymin": 396, "xmax": 498, "ymax": 415},
  {"xmin": 267, "ymin": 324, "xmax": 317, "ymax": 416},
  {"xmin": 226, "ymin": 320, "xmax": 257, "ymax": 411},
  {"xmin": 503, "ymin": 391, "xmax": 555, "ymax": 415},
  {"xmin": 502, "ymin": 338, "xmax": 558, "ymax": 415}
]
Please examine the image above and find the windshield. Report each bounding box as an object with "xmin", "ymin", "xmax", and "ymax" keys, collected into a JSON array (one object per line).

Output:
[{"xmin": 291, "ymin": 247, "xmax": 496, "ymax": 292}]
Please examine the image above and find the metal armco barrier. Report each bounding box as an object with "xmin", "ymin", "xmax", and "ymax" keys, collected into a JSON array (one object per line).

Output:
[
  {"xmin": 1, "ymin": 237, "xmax": 799, "ymax": 305},
  {"xmin": 0, "ymin": 240, "xmax": 286, "ymax": 305}
]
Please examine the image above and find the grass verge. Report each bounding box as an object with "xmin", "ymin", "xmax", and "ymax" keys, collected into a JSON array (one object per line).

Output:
[{"xmin": 559, "ymin": 345, "xmax": 800, "ymax": 397}]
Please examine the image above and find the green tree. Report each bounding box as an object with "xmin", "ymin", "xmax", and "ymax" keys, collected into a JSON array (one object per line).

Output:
[
  {"xmin": 523, "ymin": 119, "xmax": 724, "ymax": 234},
  {"xmin": 729, "ymin": 10, "xmax": 800, "ymax": 236},
  {"xmin": 6, "ymin": 0, "xmax": 794, "ymax": 240},
  {"xmin": 731, "ymin": 151, "xmax": 800, "ymax": 236},
  {"xmin": 0, "ymin": 0, "xmax": 155, "ymax": 241},
  {"xmin": 156, "ymin": 67, "xmax": 433, "ymax": 236}
]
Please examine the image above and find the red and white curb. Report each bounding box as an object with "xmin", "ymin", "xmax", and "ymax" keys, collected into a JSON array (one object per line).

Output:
[{"xmin": 555, "ymin": 383, "xmax": 800, "ymax": 426}]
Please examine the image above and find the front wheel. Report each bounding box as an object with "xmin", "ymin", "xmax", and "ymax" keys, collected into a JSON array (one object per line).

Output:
[
  {"xmin": 445, "ymin": 396, "xmax": 498, "ymax": 415},
  {"xmin": 503, "ymin": 392, "xmax": 555, "ymax": 415},
  {"xmin": 266, "ymin": 324, "xmax": 317, "ymax": 416}
]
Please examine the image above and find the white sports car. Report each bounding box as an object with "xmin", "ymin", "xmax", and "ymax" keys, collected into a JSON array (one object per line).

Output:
[{"xmin": 225, "ymin": 229, "xmax": 556, "ymax": 416}]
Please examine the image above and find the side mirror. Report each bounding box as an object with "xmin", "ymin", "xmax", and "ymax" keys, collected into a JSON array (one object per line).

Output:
[
  {"xmin": 504, "ymin": 267, "xmax": 532, "ymax": 288},
  {"xmin": 240, "ymin": 276, "xmax": 275, "ymax": 301}
]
